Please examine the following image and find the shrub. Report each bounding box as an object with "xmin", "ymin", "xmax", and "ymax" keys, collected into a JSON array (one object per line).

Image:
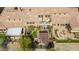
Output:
[{"xmin": 19, "ymin": 36, "xmax": 32, "ymax": 51}]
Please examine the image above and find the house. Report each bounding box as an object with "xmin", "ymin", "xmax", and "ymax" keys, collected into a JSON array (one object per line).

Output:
[{"xmin": 0, "ymin": 7, "xmax": 79, "ymax": 39}]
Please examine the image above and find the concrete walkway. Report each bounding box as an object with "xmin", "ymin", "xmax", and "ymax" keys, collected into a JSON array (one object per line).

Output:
[
  {"xmin": 55, "ymin": 43, "xmax": 79, "ymax": 51},
  {"xmin": 35, "ymin": 48, "xmax": 46, "ymax": 51}
]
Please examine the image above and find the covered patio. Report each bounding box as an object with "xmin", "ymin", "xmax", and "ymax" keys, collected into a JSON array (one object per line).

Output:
[{"xmin": 6, "ymin": 27, "xmax": 23, "ymax": 40}]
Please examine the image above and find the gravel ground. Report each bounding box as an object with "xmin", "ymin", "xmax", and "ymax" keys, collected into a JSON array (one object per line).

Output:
[{"xmin": 7, "ymin": 42, "xmax": 21, "ymax": 51}]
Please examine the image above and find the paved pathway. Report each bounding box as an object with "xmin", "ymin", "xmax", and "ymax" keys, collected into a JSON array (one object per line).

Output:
[
  {"xmin": 55, "ymin": 43, "xmax": 79, "ymax": 51},
  {"xmin": 35, "ymin": 48, "xmax": 46, "ymax": 51}
]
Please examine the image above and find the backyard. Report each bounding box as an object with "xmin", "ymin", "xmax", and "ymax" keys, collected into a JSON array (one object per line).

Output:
[{"xmin": 0, "ymin": 26, "xmax": 79, "ymax": 51}]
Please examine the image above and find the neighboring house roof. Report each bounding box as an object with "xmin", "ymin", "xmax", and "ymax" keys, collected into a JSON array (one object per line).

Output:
[
  {"xmin": 6, "ymin": 28, "xmax": 22, "ymax": 36},
  {"xmin": 38, "ymin": 31, "xmax": 49, "ymax": 44}
]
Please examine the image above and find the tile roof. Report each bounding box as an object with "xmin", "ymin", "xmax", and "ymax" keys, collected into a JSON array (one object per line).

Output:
[{"xmin": 70, "ymin": 16, "xmax": 79, "ymax": 28}]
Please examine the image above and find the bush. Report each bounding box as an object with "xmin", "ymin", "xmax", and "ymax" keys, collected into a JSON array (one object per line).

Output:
[
  {"xmin": 0, "ymin": 33, "xmax": 5, "ymax": 46},
  {"xmin": 28, "ymin": 25, "xmax": 35, "ymax": 31},
  {"xmin": 19, "ymin": 36, "xmax": 32, "ymax": 51},
  {"xmin": 47, "ymin": 25, "xmax": 52, "ymax": 32},
  {"xmin": 31, "ymin": 30, "xmax": 37, "ymax": 38}
]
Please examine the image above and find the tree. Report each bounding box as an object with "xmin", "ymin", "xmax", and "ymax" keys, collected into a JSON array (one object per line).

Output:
[
  {"xmin": 28, "ymin": 25, "xmax": 35, "ymax": 31},
  {"xmin": 31, "ymin": 29, "xmax": 37, "ymax": 38},
  {"xmin": 19, "ymin": 36, "xmax": 32, "ymax": 51},
  {"xmin": 47, "ymin": 25, "xmax": 52, "ymax": 32}
]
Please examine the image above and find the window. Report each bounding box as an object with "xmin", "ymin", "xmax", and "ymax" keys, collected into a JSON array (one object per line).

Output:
[
  {"xmin": 59, "ymin": 13, "xmax": 61, "ymax": 15},
  {"xmin": 40, "ymin": 15, "xmax": 43, "ymax": 17},
  {"xmin": 32, "ymin": 22, "xmax": 35, "ymax": 24},
  {"xmin": 48, "ymin": 15, "xmax": 50, "ymax": 17},
  {"xmin": 53, "ymin": 13, "xmax": 67, "ymax": 15},
  {"xmin": 27, "ymin": 22, "xmax": 35, "ymax": 24},
  {"xmin": 54, "ymin": 13, "xmax": 56, "ymax": 15},
  {"xmin": 27, "ymin": 22, "xmax": 29, "ymax": 24},
  {"xmin": 19, "ymin": 18, "xmax": 21, "ymax": 21},
  {"xmin": 45, "ymin": 15, "xmax": 48, "ymax": 17},
  {"xmin": 58, "ymin": 24, "xmax": 59, "ymax": 26},
  {"xmin": 8, "ymin": 19, "xmax": 10, "ymax": 21},
  {"xmin": 38, "ymin": 15, "xmax": 43, "ymax": 18},
  {"xmin": 38, "ymin": 15, "xmax": 43, "ymax": 23},
  {"xmin": 29, "ymin": 8, "xmax": 31, "ymax": 12},
  {"xmin": 38, "ymin": 15, "xmax": 40, "ymax": 18},
  {"xmin": 64, "ymin": 13, "xmax": 66, "ymax": 15},
  {"xmin": 65, "ymin": 24, "xmax": 67, "ymax": 26},
  {"xmin": 14, "ymin": 19, "xmax": 15, "ymax": 21},
  {"xmin": 45, "ymin": 15, "xmax": 50, "ymax": 17}
]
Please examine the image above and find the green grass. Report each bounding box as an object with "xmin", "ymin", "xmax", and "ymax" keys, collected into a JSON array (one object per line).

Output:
[
  {"xmin": 0, "ymin": 32, "xmax": 5, "ymax": 48},
  {"xmin": 0, "ymin": 33, "xmax": 5, "ymax": 43},
  {"xmin": 31, "ymin": 29, "xmax": 37, "ymax": 38}
]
